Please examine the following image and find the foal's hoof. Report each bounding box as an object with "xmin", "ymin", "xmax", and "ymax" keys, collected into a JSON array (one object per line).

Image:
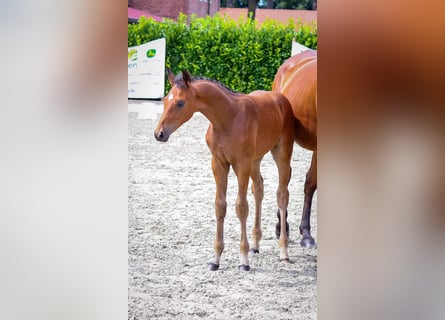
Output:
[
  {"xmin": 208, "ymin": 263, "xmax": 220, "ymax": 271},
  {"xmin": 275, "ymin": 222, "xmax": 290, "ymax": 239},
  {"xmin": 280, "ymin": 258, "xmax": 291, "ymax": 263},
  {"xmin": 238, "ymin": 264, "xmax": 251, "ymax": 271},
  {"xmin": 249, "ymin": 248, "xmax": 260, "ymax": 254},
  {"xmin": 300, "ymin": 236, "xmax": 316, "ymax": 249}
]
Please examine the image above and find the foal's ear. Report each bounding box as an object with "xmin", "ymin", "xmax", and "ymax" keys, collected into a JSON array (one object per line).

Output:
[
  {"xmin": 166, "ymin": 67, "xmax": 175, "ymax": 86},
  {"xmin": 182, "ymin": 70, "xmax": 192, "ymax": 87}
]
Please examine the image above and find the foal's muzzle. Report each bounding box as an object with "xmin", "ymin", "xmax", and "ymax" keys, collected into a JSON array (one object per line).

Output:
[{"xmin": 154, "ymin": 128, "xmax": 169, "ymax": 142}]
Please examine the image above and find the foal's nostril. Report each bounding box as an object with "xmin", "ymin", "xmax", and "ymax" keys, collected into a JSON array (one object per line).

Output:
[{"xmin": 159, "ymin": 131, "xmax": 164, "ymax": 139}]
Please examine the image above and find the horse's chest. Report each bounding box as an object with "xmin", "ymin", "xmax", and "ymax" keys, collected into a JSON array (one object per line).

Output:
[{"xmin": 208, "ymin": 137, "xmax": 238, "ymax": 156}]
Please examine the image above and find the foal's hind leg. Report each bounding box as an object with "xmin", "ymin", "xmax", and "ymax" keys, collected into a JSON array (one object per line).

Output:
[
  {"xmin": 299, "ymin": 151, "xmax": 317, "ymax": 248},
  {"xmin": 271, "ymin": 143, "xmax": 293, "ymax": 262},
  {"xmin": 249, "ymin": 159, "xmax": 264, "ymax": 254}
]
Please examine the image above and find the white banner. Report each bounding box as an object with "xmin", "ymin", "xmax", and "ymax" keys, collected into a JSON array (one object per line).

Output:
[
  {"xmin": 291, "ymin": 40, "xmax": 311, "ymax": 56},
  {"xmin": 128, "ymin": 38, "xmax": 166, "ymax": 99}
]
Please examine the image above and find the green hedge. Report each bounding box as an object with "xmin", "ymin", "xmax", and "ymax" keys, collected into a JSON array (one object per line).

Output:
[{"xmin": 128, "ymin": 13, "xmax": 317, "ymax": 94}]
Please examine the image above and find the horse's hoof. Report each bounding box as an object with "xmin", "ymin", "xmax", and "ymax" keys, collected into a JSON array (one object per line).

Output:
[
  {"xmin": 249, "ymin": 248, "xmax": 259, "ymax": 254},
  {"xmin": 300, "ymin": 237, "xmax": 316, "ymax": 249},
  {"xmin": 280, "ymin": 258, "xmax": 291, "ymax": 263},
  {"xmin": 208, "ymin": 263, "xmax": 219, "ymax": 271},
  {"xmin": 238, "ymin": 264, "xmax": 250, "ymax": 271}
]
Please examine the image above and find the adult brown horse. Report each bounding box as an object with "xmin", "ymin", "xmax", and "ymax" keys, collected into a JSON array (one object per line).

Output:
[
  {"xmin": 154, "ymin": 69, "xmax": 295, "ymax": 271},
  {"xmin": 272, "ymin": 50, "xmax": 317, "ymax": 248}
]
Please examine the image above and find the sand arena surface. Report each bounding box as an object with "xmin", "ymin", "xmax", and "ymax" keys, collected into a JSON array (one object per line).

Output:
[{"xmin": 128, "ymin": 101, "xmax": 317, "ymax": 319}]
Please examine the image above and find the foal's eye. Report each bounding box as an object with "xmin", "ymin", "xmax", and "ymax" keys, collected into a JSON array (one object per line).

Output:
[{"xmin": 177, "ymin": 100, "xmax": 185, "ymax": 108}]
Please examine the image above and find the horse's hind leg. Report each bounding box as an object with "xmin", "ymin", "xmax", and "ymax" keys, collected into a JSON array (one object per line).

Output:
[
  {"xmin": 208, "ymin": 156, "xmax": 229, "ymax": 271},
  {"xmin": 299, "ymin": 151, "xmax": 317, "ymax": 248},
  {"xmin": 275, "ymin": 205, "xmax": 289, "ymax": 239},
  {"xmin": 271, "ymin": 141, "xmax": 293, "ymax": 262},
  {"xmin": 249, "ymin": 159, "xmax": 264, "ymax": 254}
]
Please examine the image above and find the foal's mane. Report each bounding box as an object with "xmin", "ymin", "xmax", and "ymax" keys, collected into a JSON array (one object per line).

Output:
[{"xmin": 174, "ymin": 74, "xmax": 240, "ymax": 95}]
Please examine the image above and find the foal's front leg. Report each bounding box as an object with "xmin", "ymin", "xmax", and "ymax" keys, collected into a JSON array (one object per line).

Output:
[
  {"xmin": 208, "ymin": 156, "xmax": 229, "ymax": 271},
  {"xmin": 234, "ymin": 162, "xmax": 251, "ymax": 271},
  {"xmin": 249, "ymin": 159, "xmax": 264, "ymax": 254}
]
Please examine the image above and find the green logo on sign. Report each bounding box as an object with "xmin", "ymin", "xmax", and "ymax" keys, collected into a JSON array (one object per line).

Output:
[
  {"xmin": 146, "ymin": 49, "xmax": 156, "ymax": 58},
  {"xmin": 128, "ymin": 49, "xmax": 137, "ymax": 61}
]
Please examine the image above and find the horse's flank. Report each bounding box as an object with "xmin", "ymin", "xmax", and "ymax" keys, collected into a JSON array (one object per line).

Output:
[{"xmin": 273, "ymin": 50, "xmax": 317, "ymax": 151}]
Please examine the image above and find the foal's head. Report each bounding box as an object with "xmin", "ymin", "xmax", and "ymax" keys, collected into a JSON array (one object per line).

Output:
[{"xmin": 154, "ymin": 69, "xmax": 197, "ymax": 142}]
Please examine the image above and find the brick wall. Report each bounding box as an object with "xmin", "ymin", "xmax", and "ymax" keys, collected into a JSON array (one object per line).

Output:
[{"xmin": 129, "ymin": 0, "xmax": 220, "ymax": 20}]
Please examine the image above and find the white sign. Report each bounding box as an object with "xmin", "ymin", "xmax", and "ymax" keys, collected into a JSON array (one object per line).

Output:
[
  {"xmin": 291, "ymin": 40, "xmax": 311, "ymax": 56},
  {"xmin": 128, "ymin": 38, "xmax": 166, "ymax": 99}
]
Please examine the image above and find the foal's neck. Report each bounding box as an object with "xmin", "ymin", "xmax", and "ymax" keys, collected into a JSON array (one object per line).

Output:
[{"xmin": 194, "ymin": 81, "xmax": 240, "ymax": 132}]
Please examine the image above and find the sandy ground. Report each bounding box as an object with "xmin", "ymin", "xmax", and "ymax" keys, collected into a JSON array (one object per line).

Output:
[{"xmin": 128, "ymin": 101, "xmax": 317, "ymax": 320}]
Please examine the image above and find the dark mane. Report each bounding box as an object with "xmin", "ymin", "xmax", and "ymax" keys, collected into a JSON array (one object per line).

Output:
[
  {"xmin": 174, "ymin": 74, "xmax": 239, "ymax": 94},
  {"xmin": 192, "ymin": 76, "xmax": 240, "ymax": 94}
]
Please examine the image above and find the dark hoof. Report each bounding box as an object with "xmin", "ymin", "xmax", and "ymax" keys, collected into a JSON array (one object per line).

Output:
[
  {"xmin": 300, "ymin": 236, "xmax": 316, "ymax": 249},
  {"xmin": 238, "ymin": 264, "xmax": 250, "ymax": 271},
  {"xmin": 275, "ymin": 222, "xmax": 290, "ymax": 239},
  {"xmin": 208, "ymin": 263, "xmax": 219, "ymax": 271},
  {"xmin": 280, "ymin": 258, "xmax": 291, "ymax": 263},
  {"xmin": 249, "ymin": 248, "xmax": 260, "ymax": 254}
]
